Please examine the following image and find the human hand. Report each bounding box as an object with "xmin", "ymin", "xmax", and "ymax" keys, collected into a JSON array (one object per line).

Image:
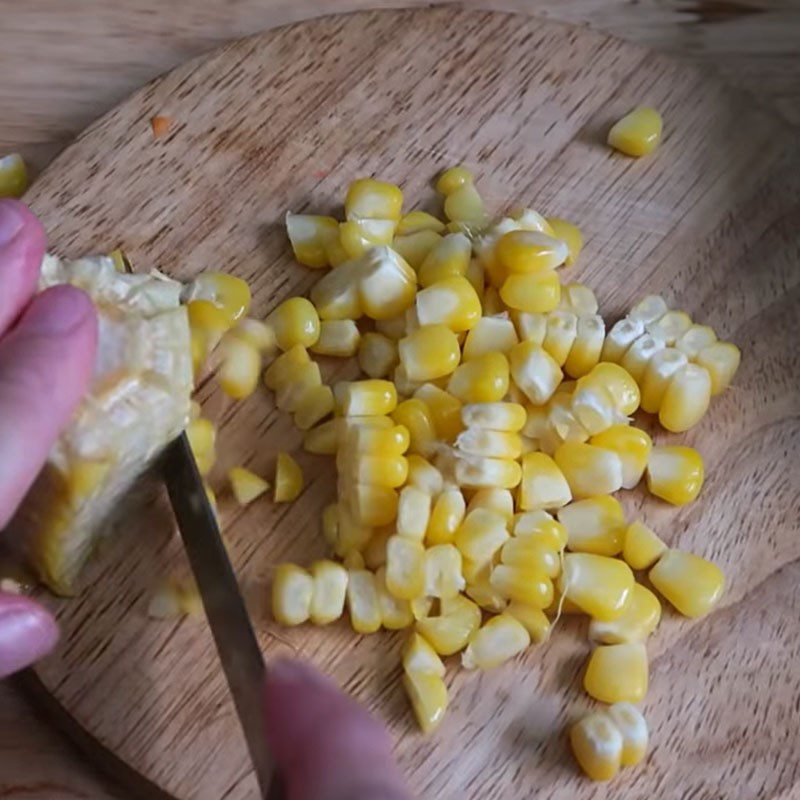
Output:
[
  {"xmin": 264, "ymin": 659, "xmax": 412, "ymax": 800},
  {"xmin": 0, "ymin": 199, "xmax": 97, "ymax": 678}
]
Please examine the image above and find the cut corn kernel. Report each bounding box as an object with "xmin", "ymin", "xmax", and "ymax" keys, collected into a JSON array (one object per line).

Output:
[
  {"xmin": 392, "ymin": 363, "xmax": 422, "ymax": 396},
  {"xmin": 584, "ymin": 363, "xmax": 640, "ymax": 416},
  {"xmin": 454, "ymin": 508, "xmax": 509, "ymax": 565},
  {"xmin": 346, "ymin": 569, "xmax": 382, "ymax": 634},
  {"xmin": 310, "ymin": 319, "xmax": 360, "ymax": 357},
  {"xmin": 457, "ymin": 428, "xmax": 522, "ymax": 459},
  {"xmin": 272, "ymin": 564, "xmax": 313, "ymax": 626},
  {"xmin": 293, "ymin": 384, "xmax": 335, "ymax": 430},
  {"xmin": 622, "ymin": 520, "xmax": 666, "ymax": 571},
  {"xmin": 385, "ymin": 536, "xmax": 426, "ymax": 600},
  {"xmin": 188, "ymin": 299, "xmax": 233, "ymax": 351},
  {"xmin": 601, "ymin": 318, "xmax": 644, "ymax": 364},
  {"xmin": 275, "ymin": 361, "xmax": 322, "ymax": 412},
  {"xmin": 558, "ymin": 282, "xmax": 598, "ymax": 316},
  {"xmin": 345, "ymin": 178, "xmax": 403, "ymax": 220},
  {"xmin": 500, "ymin": 537, "xmax": 560, "ymax": 578},
  {"xmin": 358, "ymin": 247, "xmax": 417, "ymax": 320},
  {"xmin": 274, "ymin": 452, "xmax": 303, "ymax": 502},
  {"xmin": 629, "ymin": 294, "xmax": 668, "ymax": 324},
  {"xmin": 228, "ymin": 466, "xmax": 269, "ymax": 505},
  {"xmin": 188, "ymin": 272, "xmax": 252, "ymax": 323},
  {"xmin": 620, "ymin": 334, "xmax": 664, "ymax": 383},
  {"xmin": 462, "ymin": 316, "xmax": 518, "ymax": 361},
  {"xmin": 508, "ymin": 341, "xmax": 562, "ymax": 405},
  {"xmin": 696, "ymin": 341, "xmax": 740, "ymax": 395},
  {"xmin": 506, "ymin": 602, "xmax": 551, "ymax": 643},
  {"xmin": 218, "ymin": 334, "xmax": 261, "ymax": 400},
  {"xmin": 570, "ymin": 712, "xmax": 623, "ymax": 782},
  {"xmin": 358, "ymin": 332, "xmax": 398, "ymax": 378},
  {"xmin": 417, "ymin": 232, "xmax": 471, "ymax": 287},
  {"xmin": 546, "ymin": 219, "xmax": 582, "ymax": 266},
  {"xmin": 375, "ymin": 567, "xmax": 414, "ymax": 629},
  {"xmin": 584, "ymin": 643, "xmax": 648, "ymax": 703},
  {"xmin": 234, "ymin": 318, "xmax": 276, "ymax": 353},
  {"xmin": 518, "ymin": 452, "xmax": 572, "ymax": 511},
  {"xmin": 424, "ymin": 544, "xmax": 465, "ymax": 598},
  {"xmin": 564, "ymin": 314, "xmax": 605, "ymax": 378},
  {"xmin": 589, "ymin": 583, "xmax": 661, "ymax": 644},
  {"xmin": 659, "ymin": 363, "xmax": 712, "ymax": 432},
  {"xmin": 500, "ymin": 270, "xmax": 561, "ymax": 313},
  {"xmin": 340, "ymin": 379, "xmax": 397, "ymax": 416},
  {"xmin": 461, "ymin": 402, "xmax": 527, "ymax": 432},
  {"xmin": 397, "ymin": 210, "xmax": 446, "ymax": 236},
  {"xmin": 392, "ymin": 230, "xmax": 443, "ymax": 270},
  {"xmin": 513, "ymin": 510, "xmax": 568, "ymax": 550},
  {"xmin": 490, "ymin": 564, "xmax": 554, "ymax": 608},
  {"xmin": 496, "ymin": 230, "xmax": 568, "ymax": 274},
  {"xmin": 646, "ymin": 445, "xmax": 704, "ymax": 505},
  {"xmin": 462, "ymin": 613, "xmax": 530, "ymax": 670},
  {"xmin": 345, "ymin": 454, "xmax": 408, "ymax": 488},
  {"xmin": 392, "ymin": 399, "xmax": 436, "ymax": 456},
  {"xmin": 447, "ymin": 352, "xmax": 509, "ymax": 403},
  {"xmin": 436, "ymin": 166, "xmax": 473, "ymax": 196},
  {"xmin": 466, "ymin": 488, "xmax": 514, "ymax": 522},
  {"xmin": 310, "ymin": 258, "xmax": 363, "ymax": 320},
  {"xmin": 543, "ymin": 311, "xmax": 578, "ymax": 366},
  {"xmin": 403, "ymin": 632, "xmax": 445, "ymax": 675},
  {"xmin": 347, "ymin": 484, "xmax": 398, "ymax": 527},
  {"xmin": 426, "ymin": 489, "xmax": 466, "ymax": 545},
  {"xmin": 482, "ymin": 286, "xmax": 506, "ymax": 315},
  {"xmin": 187, "ymin": 417, "xmax": 216, "ymax": 462},
  {"xmin": 558, "ymin": 495, "xmax": 626, "ymax": 556},
  {"xmin": 589, "ymin": 424, "xmax": 652, "ymax": 489},
  {"xmin": 363, "ymin": 527, "xmax": 392, "ymax": 570},
  {"xmin": 553, "ymin": 441, "xmax": 623, "ymax": 499},
  {"xmin": 399, "ymin": 325, "xmax": 461, "ymax": 382},
  {"xmin": 606, "ymin": 703, "xmax": 648, "ymax": 767},
  {"xmin": 512, "ymin": 310, "xmax": 547, "ymax": 345},
  {"xmin": 639, "ymin": 347, "xmax": 688, "ymax": 414},
  {"xmin": 374, "ymin": 313, "xmax": 407, "ymax": 340},
  {"xmin": 345, "ymin": 423, "xmax": 409, "ymax": 455},
  {"xmin": 559, "ymin": 553, "xmax": 634, "ymax": 621},
  {"xmin": 465, "ymin": 571, "xmax": 508, "ymax": 613},
  {"xmin": 285, "ymin": 213, "xmax": 338, "ymax": 268},
  {"xmin": 403, "ymin": 669, "xmax": 448, "ymax": 734},
  {"xmin": 335, "ymin": 503, "xmax": 374, "ymax": 555},
  {"xmin": 303, "ymin": 419, "xmax": 338, "ymax": 455},
  {"xmin": 411, "ymin": 595, "xmax": 434, "ymax": 622},
  {"xmin": 309, "ymin": 560, "xmax": 348, "ymax": 625},
  {"xmin": 417, "ymin": 593, "xmax": 481, "ymax": 655},
  {"xmin": 649, "ymin": 549, "xmax": 724, "ymax": 618},
  {"xmin": 648, "ymin": 310, "xmax": 692, "ymax": 346},
  {"xmin": 414, "ymin": 384, "xmax": 463, "ymax": 442},
  {"xmin": 444, "ymin": 182, "xmax": 485, "ymax": 224},
  {"xmin": 676, "ymin": 324, "xmax": 717, "ymax": 360},
  {"xmin": 607, "ymin": 107, "xmax": 663, "ymax": 157},
  {"xmin": 455, "ymin": 456, "xmax": 522, "ymax": 490},
  {"xmin": 264, "ymin": 344, "xmax": 311, "ymax": 390},
  {"xmin": 0, "ymin": 153, "xmax": 28, "ymax": 198},
  {"xmin": 396, "ymin": 486, "xmax": 433, "ymax": 541},
  {"xmin": 339, "ymin": 218, "xmax": 396, "ymax": 258}
]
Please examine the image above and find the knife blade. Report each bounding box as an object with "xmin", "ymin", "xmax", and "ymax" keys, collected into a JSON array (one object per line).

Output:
[{"xmin": 162, "ymin": 433, "xmax": 282, "ymax": 799}]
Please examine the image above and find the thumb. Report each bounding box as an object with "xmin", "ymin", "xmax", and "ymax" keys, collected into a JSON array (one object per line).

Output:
[
  {"xmin": 0, "ymin": 592, "xmax": 59, "ymax": 678},
  {"xmin": 263, "ymin": 659, "xmax": 411, "ymax": 800}
]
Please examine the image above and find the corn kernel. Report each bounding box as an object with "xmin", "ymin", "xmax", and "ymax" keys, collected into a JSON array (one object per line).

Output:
[
  {"xmin": 500, "ymin": 270, "xmax": 561, "ymax": 313},
  {"xmin": 542, "ymin": 311, "xmax": 578, "ymax": 366},
  {"xmin": 187, "ymin": 417, "xmax": 216, "ymax": 462},
  {"xmin": 403, "ymin": 669, "xmax": 448, "ymax": 734},
  {"xmin": 345, "ymin": 423, "xmax": 409, "ymax": 455},
  {"xmin": 345, "ymin": 454, "xmax": 408, "ymax": 489},
  {"xmin": 496, "ymin": 230, "xmax": 568, "ymax": 274},
  {"xmin": 466, "ymin": 487, "xmax": 514, "ymax": 522},
  {"xmin": 512, "ymin": 310, "xmax": 547, "ymax": 345},
  {"xmin": 601, "ymin": 318, "xmax": 644, "ymax": 364},
  {"xmin": 506, "ymin": 602, "xmax": 551, "ymax": 643},
  {"xmin": 395, "ymin": 210, "xmax": 445, "ymax": 236},
  {"xmin": 358, "ymin": 247, "xmax": 417, "ymax": 321},
  {"xmin": 343, "ymin": 550, "xmax": 366, "ymax": 573},
  {"xmin": 462, "ymin": 316, "xmax": 519, "ymax": 361},
  {"xmin": 357, "ymin": 332, "xmax": 398, "ymax": 379},
  {"xmin": 339, "ymin": 218, "xmax": 397, "ymax": 257},
  {"xmin": 263, "ymin": 344, "xmax": 311, "ymax": 390},
  {"xmin": 620, "ymin": 334, "xmax": 664, "ymax": 384},
  {"xmin": 436, "ymin": 166, "xmax": 474, "ymax": 196},
  {"xmin": 465, "ymin": 571, "xmax": 508, "ymax": 613},
  {"xmin": 337, "ymin": 379, "xmax": 396, "ymax": 417},
  {"xmin": 399, "ymin": 324, "xmax": 461, "ymax": 382},
  {"xmin": 274, "ymin": 452, "xmax": 303, "ymax": 502},
  {"xmin": 309, "ymin": 319, "xmax": 360, "ymax": 357},
  {"xmin": 559, "ymin": 553, "xmax": 634, "ymax": 621},
  {"xmin": 546, "ymin": 218, "xmax": 582, "ymax": 266},
  {"xmin": 188, "ymin": 299, "xmax": 233, "ymax": 352},
  {"xmin": 659, "ymin": 363, "xmax": 712, "ymax": 432},
  {"xmin": 303, "ymin": 419, "xmax": 338, "ymax": 455},
  {"xmin": 424, "ymin": 544, "xmax": 465, "ymax": 598},
  {"xmin": 426, "ymin": 488, "xmax": 466, "ymax": 545},
  {"xmin": 508, "ymin": 341, "xmax": 562, "ymax": 405},
  {"xmin": 189, "ymin": 272, "xmax": 252, "ymax": 323},
  {"xmin": 648, "ymin": 309, "xmax": 693, "ymax": 346},
  {"xmin": 392, "ymin": 230, "xmax": 443, "ymax": 270},
  {"xmin": 324, "ymin": 233, "xmax": 350, "ymax": 268},
  {"xmin": 622, "ymin": 520, "xmax": 666, "ymax": 571},
  {"xmin": 454, "ymin": 508, "xmax": 509, "ymax": 565},
  {"xmin": 308, "ymin": 560, "xmax": 349, "ymax": 625},
  {"xmin": 285, "ymin": 213, "xmax": 339, "ymax": 268},
  {"xmin": 403, "ymin": 632, "xmax": 445, "ymax": 676},
  {"xmin": 0, "ymin": 153, "xmax": 28, "ymax": 198},
  {"xmin": 629, "ymin": 294, "xmax": 668, "ymax": 325},
  {"xmin": 500, "ymin": 537, "xmax": 560, "ymax": 578},
  {"xmin": 570, "ymin": 712, "xmax": 623, "ymax": 781},
  {"xmin": 414, "ymin": 384, "xmax": 463, "ymax": 442},
  {"xmin": 557, "ymin": 283, "xmax": 597, "ymax": 317},
  {"xmin": 589, "ymin": 583, "xmax": 661, "ymax": 644},
  {"xmin": 394, "ymin": 486, "xmax": 432, "ymax": 541},
  {"xmin": 293, "ymin": 384, "xmax": 335, "ymax": 430},
  {"xmin": 518, "ymin": 452, "xmax": 572, "ymax": 511},
  {"xmin": 272, "ymin": 564, "xmax": 313, "ymax": 626},
  {"xmin": 589, "ymin": 424, "xmax": 652, "ymax": 489},
  {"xmin": 570, "ymin": 384, "xmax": 625, "ymax": 437},
  {"xmin": 228, "ymin": 466, "xmax": 269, "ymax": 505},
  {"xmin": 553, "ymin": 441, "xmax": 623, "ymax": 499},
  {"xmin": 606, "ymin": 702, "xmax": 648, "ymax": 767},
  {"xmin": 649, "ymin": 549, "xmax": 724, "ymax": 618},
  {"xmin": 346, "ymin": 569, "xmax": 382, "ymax": 634},
  {"xmin": 490, "ymin": 564, "xmax": 554, "ymax": 608},
  {"xmin": 646, "ymin": 445, "xmax": 704, "ymax": 505},
  {"xmin": 607, "ymin": 107, "xmax": 663, "ymax": 157},
  {"xmin": 417, "ymin": 593, "xmax": 481, "ymax": 655},
  {"xmin": 411, "ymin": 595, "xmax": 434, "ymax": 622},
  {"xmin": 461, "ymin": 402, "xmax": 527, "ymax": 432},
  {"xmin": 461, "ymin": 613, "xmax": 530, "ymax": 670},
  {"xmin": 363, "ymin": 527, "xmax": 392, "ymax": 570},
  {"xmin": 218, "ymin": 334, "xmax": 261, "ymax": 400},
  {"xmin": 513, "ymin": 510, "xmax": 568, "ymax": 550},
  {"xmin": 310, "ymin": 259, "xmax": 363, "ymax": 320},
  {"xmin": 584, "ymin": 642, "xmax": 648, "ymax": 703},
  {"xmin": 639, "ymin": 347, "xmax": 688, "ymax": 414},
  {"xmin": 447, "ymin": 352, "xmax": 509, "ymax": 403},
  {"xmin": 557, "ymin": 495, "xmax": 625, "ymax": 556},
  {"xmin": 696, "ymin": 341, "xmax": 740, "ymax": 395},
  {"xmin": 233, "ymin": 318, "xmax": 276, "ymax": 353},
  {"xmin": 457, "ymin": 428, "xmax": 522, "ymax": 459},
  {"xmin": 455, "ymin": 455, "xmax": 522, "ymax": 490},
  {"xmin": 675, "ymin": 324, "xmax": 717, "ymax": 360},
  {"xmin": 417, "ymin": 232, "xmax": 471, "ymax": 287},
  {"xmin": 585, "ymin": 362, "xmax": 640, "ymax": 416},
  {"xmin": 444, "ymin": 182, "xmax": 486, "ymax": 224},
  {"xmin": 374, "ymin": 566, "xmax": 414, "ymax": 629},
  {"xmin": 385, "ymin": 536, "xmax": 426, "ymax": 600},
  {"xmin": 347, "ymin": 484, "xmax": 398, "ymax": 527},
  {"xmin": 415, "ymin": 275, "xmax": 482, "ymax": 333},
  {"xmin": 345, "ymin": 178, "xmax": 403, "ymax": 220},
  {"xmin": 405, "ymin": 454, "xmax": 443, "ymax": 496},
  {"xmin": 392, "ymin": 399, "xmax": 436, "ymax": 456},
  {"xmin": 275, "ymin": 361, "xmax": 322, "ymax": 412}
]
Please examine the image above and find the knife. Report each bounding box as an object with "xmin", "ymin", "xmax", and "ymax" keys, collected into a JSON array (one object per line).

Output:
[{"xmin": 162, "ymin": 433, "xmax": 283, "ymax": 799}]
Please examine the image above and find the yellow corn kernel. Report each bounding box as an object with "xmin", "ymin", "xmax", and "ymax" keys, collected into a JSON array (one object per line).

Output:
[
  {"xmin": 310, "ymin": 258, "xmax": 363, "ymax": 320},
  {"xmin": 345, "ymin": 423, "xmax": 409, "ymax": 455},
  {"xmin": 628, "ymin": 294, "xmax": 668, "ymax": 325},
  {"xmin": 272, "ymin": 564, "xmax": 313, "ymax": 626},
  {"xmin": 285, "ymin": 213, "xmax": 339, "ymax": 268},
  {"xmin": 267, "ymin": 297, "xmax": 321, "ymax": 350},
  {"xmin": 584, "ymin": 362, "xmax": 640, "ymax": 416},
  {"xmin": 303, "ymin": 419, "xmax": 338, "ymax": 455},
  {"xmin": 607, "ymin": 702, "xmax": 648, "ymax": 767},
  {"xmin": 275, "ymin": 361, "xmax": 322, "ymax": 412},
  {"xmin": 513, "ymin": 510, "xmax": 568, "ymax": 550},
  {"xmin": 570, "ymin": 712, "xmax": 623, "ymax": 782},
  {"xmin": 443, "ymin": 182, "xmax": 486, "ymax": 224},
  {"xmin": 646, "ymin": 445, "xmax": 704, "ymax": 506},
  {"xmin": 481, "ymin": 285, "xmax": 506, "ymax": 315},
  {"xmin": 455, "ymin": 455, "xmax": 521, "ymax": 490},
  {"xmin": 496, "ymin": 230, "xmax": 569, "ymax": 274},
  {"xmin": 676, "ymin": 324, "xmax": 717, "ymax": 360},
  {"xmin": 186, "ymin": 417, "xmax": 216, "ymax": 461},
  {"xmin": 417, "ymin": 232, "xmax": 471, "ymax": 287},
  {"xmin": 217, "ymin": 334, "xmax": 261, "ymax": 400},
  {"xmin": 465, "ymin": 256, "xmax": 485, "ymax": 296},
  {"xmin": 309, "ymin": 320, "xmax": 359, "ymax": 358},
  {"xmin": 557, "ymin": 283, "xmax": 597, "ymax": 317},
  {"xmin": 466, "ymin": 488, "xmax": 514, "ymax": 522},
  {"xmin": 424, "ymin": 544, "xmax": 465, "ymax": 598},
  {"xmin": 190, "ymin": 272, "xmax": 252, "ymax": 323},
  {"xmin": 620, "ymin": 333, "xmax": 664, "ymax": 384},
  {"xmin": 542, "ymin": 311, "xmax": 578, "ymax": 366},
  {"xmin": 363, "ymin": 527, "xmax": 392, "ymax": 570},
  {"xmin": 345, "ymin": 178, "xmax": 403, "ymax": 220},
  {"xmin": 457, "ymin": 428, "xmax": 522, "ymax": 460},
  {"xmin": 228, "ymin": 466, "xmax": 269, "ymax": 505},
  {"xmin": 406, "ymin": 454, "xmax": 444, "ymax": 495},
  {"xmin": 462, "ymin": 316, "xmax": 519, "ymax": 361},
  {"xmin": 346, "ymin": 569, "xmax": 382, "ymax": 634},
  {"xmin": 293, "ymin": 384, "xmax": 335, "ymax": 431},
  {"xmin": 607, "ymin": 107, "xmax": 663, "ymax": 157},
  {"xmin": 323, "ymin": 232, "xmax": 350, "ymax": 268},
  {"xmin": 274, "ymin": 452, "xmax": 303, "ymax": 502},
  {"xmin": 188, "ymin": 299, "xmax": 234, "ymax": 351},
  {"xmin": 570, "ymin": 384, "xmax": 624, "ymax": 437},
  {"xmin": 403, "ymin": 632, "xmax": 445, "ymax": 676},
  {"xmin": 385, "ymin": 536, "xmax": 426, "ymax": 600},
  {"xmin": 454, "ymin": 508, "xmax": 509, "ymax": 566},
  {"xmin": 447, "ymin": 352, "xmax": 509, "ymax": 403},
  {"xmin": 546, "ymin": 218, "xmax": 583, "ymax": 266},
  {"xmin": 411, "ymin": 595, "xmax": 434, "ymax": 622},
  {"xmin": 308, "ymin": 560, "xmax": 348, "ymax": 625},
  {"xmin": 559, "ymin": 553, "xmax": 634, "ymax": 621},
  {"xmin": 461, "ymin": 613, "xmax": 530, "ymax": 670},
  {"xmin": 359, "ymin": 247, "xmax": 417, "ymax": 320},
  {"xmin": 347, "ymin": 484, "xmax": 398, "ymax": 527},
  {"xmin": 403, "ymin": 669, "xmax": 448, "ymax": 734},
  {"xmin": 391, "ymin": 399, "xmax": 436, "ymax": 456},
  {"xmin": 436, "ymin": 165, "xmax": 474, "ymax": 196},
  {"xmin": 553, "ymin": 441, "xmax": 624, "ymax": 499},
  {"xmin": 399, "ymin": 324, "xmax": 461, "ymax": 382},
  {"xmin": 374, "ymin": 567, "xmax": 414, "ymax": 629},
  {"xmin": 263, "ymin": 344, "xmax": 311, "ymax": 390},
  {"xmin": 518, "ymin": 452, "xmax": 572, "ymax": 512},
  {"xmin": 342, "ymin": 549, "xmax": 367, "ymax": 572},
  {"xmin": 506, "ymin": 602, "xmax": 551, "ymax": 643},
  {"xmin": 417, "ymin": 593, "xmax": 481, "ymax": 655},
  {"xmin": 460, "ymin": 402, "xmax": 525, "ymax": 433},
  {"xmin": 416, "ymin": 275, "xmax": 482, "ymax": 332},
  {"xmin": 321, "ymin": 503, "xmax": 340, "ymax": 550},
  {"xmin": 337, "ymin": 502, "xmax": 375, "ymax": 555},
  {"xmin": 589, "ymin": 583, "xmax": 661, "ymax": 644},
  {"xmin": 500, "ymin": 270, "xmax": 561, "ymax": 313},
  {"xmin": 373, "ymin": 313, "xmax": 405, "ymax": 341},
  {"xmin": 507, "ymin": 207, "xmax": 554, "ymax": 234},
  {"xmin": 345, "ymin": 454, "xmax": 408, "ymax": 488},
  {"xmin": 601, "ymin": 318, "xmax": 645, "ymax": 364},
  {"xmin": 339, "ymin": 218, "xmax": 396, "ymax": 258},
  {"xmin": 584, "ymin": 642, "xmax": 648, "ymax": 703},
  {"xmin": 508, "ymin": 341, "xmax": 562, "ymax": 405},
  {"xmin": 465, "ymin": 572, "xmax": 508, "ymax": 613},
  {"xmin": 357, "ymin": 332, "xmax": 398, "ymax": 379},
  {"xmin": 0, "ymin": 153, "xmax": 29, "ymax": 198},
  {"xmin": 649, "ymin": 549, "xmax": 725, "ymax": 618},
  {"xmin": 557, "ymin": 495, "xmax": 626, "ymax": 556},
  {"xmin": 659, "ymin": 363, "xmax": 712, "ymax": 432},
  {"xmin": 338, "ymin": 379, "xmax": 396, "ymax": 416},
  {"xmin": 639, "ymin": 347, "xmax": 688, "ymax": 414},
  {"xmin": 695, "ymin": 341, "xmax": 740, "ymax": 395},
  {"xmin": 589, "ymin": 424, "xmax": 652, "ymax": 489},
  {"xmin": 414, "ymin": 384, "xmax": 463, "ymax": 442},
  {"xmin": 426, "ymin": 488, "xmax": 466, "ymax": 545},
  {"xmin": 648, "ymin": 309, "xmax": 693, "ymax": 346},
  {"xmin": 622, "ymin": 520, "xmax": 667, "ymax": 571},
  {"xmin": 63, "ymin": 459, "xmax": 110, "ymax": 507},
  {"xmin": 396, "ymin": 210, "xmax": 446, "ymax": 236},
  {"xmin": 392, "ymin": 230, "xmax": 443, "ymax": 270},
  {"xmin": 490, "ymin": 564, "xmax": 554, "ymax": 608},
  {"xmin": 512, "ymin": 310, "xmax": 547, "ymax": 345},
  {"xmin": 233, "ymin": 318, "xmax": 276, "ymax": 354},
  {"xmin": 501, "ymin": 537, "xmax": 560, "ymax": 578},
  {"xmin": 395, "ymin": 486, "xmax": 432, "ymax": 541}
]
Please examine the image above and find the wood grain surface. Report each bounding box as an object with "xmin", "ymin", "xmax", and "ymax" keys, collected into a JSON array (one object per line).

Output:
[{"xmin": 7, "ymin": 5, "xmax": 800, "ymax": 800}]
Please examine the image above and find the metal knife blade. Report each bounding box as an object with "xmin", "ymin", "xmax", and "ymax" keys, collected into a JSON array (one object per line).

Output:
[{"xmin": 162, "ymin": 433, "xmax": 282, "ymax": 799}]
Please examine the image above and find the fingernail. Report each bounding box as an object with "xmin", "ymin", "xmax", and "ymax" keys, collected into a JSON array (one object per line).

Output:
[
  {"xmin": 0, "ymin": 200, "xmax": 25, "ymax": 248},
  {"xmin": 268, "ymin": 658, "xmax": 332, "ymax": 689},
  {"xmin": 0, "ymin": 596, "xmax": 59, "ymax": 678},
  {"xmin": 22, "ymin": 285, "xmax": 95, "ymax": 336}
]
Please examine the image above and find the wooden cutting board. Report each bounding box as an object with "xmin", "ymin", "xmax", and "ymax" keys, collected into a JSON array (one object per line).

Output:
[{"xmin": 23, "ymin": 7, "xmax": 800, "ymax": 800}]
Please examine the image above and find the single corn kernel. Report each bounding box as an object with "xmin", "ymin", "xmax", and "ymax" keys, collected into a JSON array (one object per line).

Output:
[
  {"xmin": 424, "ymin": 544, "xmax": 465, "ymax": 598},
  {"xmin": 553, "ymin": 441, "xmax": 624, "ymax": 499},
  {"xmin": 455, "ymin": 455, "xmax": 522, "ymax": 490},
  {"xmin": 0, "ymin": 153, "xmax": 29, "ymax": 198},
  {"xmin": 629, "ymin": 294, "xmax": 669, "ymax": 325},
  {"xmin": 374, "ymin": 313, "xmax": 407, "ymax": 340},
  {"xmin": 385, "ymin": 535, "xmax": 426, "ymax": 600},
  {"xmin": 454, "ymin": 508, "xmax": 509, "ymax": 566},
  {"xmin": 392, "ymin": 362, "xmax": 423, "ymax": 396},
  {"xmin": 403, "ymin": 669, "xmax": 448, "ymax": 734},
  {"xmin": 309, "ymin": 560, "xmax": 349, "ymax": 625},
  {"xmin": 466, "ymin": 488, "xmax": 514, "ymax": 522},
  {"xmin": 411, "ymin": 595, "xmax": 434, "ymax": 622},
  {"xmin": 416, "ymin": 593, "xmax": 481, "ymax": 655},
  {"xmin": 496, "ymin": 230, "xmax": 569, "ymax": 274},
  {"xmin": 646, "ymin": 445, "xmax": 704, "ymax": 505},
  {"xmin": 559, "ymin": 553, "xmax": 634, "ymax": 621},
  {"xmin": 589, "ymin": 424, "xmax": 652, "ymax": 489},
  {"xmin": 358, "ymin": 247, "xmax": 417, "ymax": 321},
  {"xmin": 436, "ymin": 166, "xmax": 474, "ymax": 196},
  {"xmin": 620, "ymin": 334, "xmax": 664, "ymax": 383},
  {"xmin": 570, "ymin": 712, "xmax": 624, "ymax": 782},
  {"xmin": 500, "ymin": 270, "xmax": 561, "ymax": 313},
  {"xmin": 285, "ymin": 213, "xmax": 339, "ymax": 268},
  {"xmin": 426, "ymin": 488, "xmax": 466, "ymax": 545},
  {"xmin": 659, "ymin": 363, "xmax": 712, "ymax": 432},
  {"xmin": 345, "ymin": 423, "xmax": 409, "ymax": 455},
  {"xmin": 268, "ymin": 297, "xmax": 320, "ymax": 350},
  {"xmin": 462, "ymin": 316, "xmax": 519, "ymax": 361},
  {"xmin": 584, "ymin": 642, "xmax": 648, "ymax": 703},
  {"xmin": 462, "ymin": 402, "xmax": 527, "ymax": 433},
  {"xmin": 228, "ymin": 466, "xmax": 269, "ymax": 505},
  {"xmin": 416, "ymin": 275, "xmax": 482, "ymax": 333},
  {"xmin": 234, "ymin": 318, "xmax": 276, "ymax": 353},
  {"xmin": 346, "ymin": 569, "xmax": 382, "ymax": 634},
  {"xmin": 601, "ymin": 318, "xmax": 645, "ymax": 364},
  {"xmin": 399, "ymin": 324, "xmax": 461, "ymax": 382},
  {"xmin": 186, "ymin": 417, "xmax": 216, "ymax": 461},
  {"xmin": 335, "ymin": 503, "xmax": 374, "ymax": 555},
  {"xmin": 583, "ymin": 363, "xmax": 640, "ymax": 416},
  {"xmin": 518, "ymin": 452, "xmax": 572, "ymax": 511},
  {"xmin": 508, "ymin": 207, "xmax": 555, "ymax": 234},
  {"xmin": 457, "ymin": 428, "xmax": 522, "ymax": 459},
  {"xmin": 310, "ymin": 258, "xmax": 363, "ymax": 320},
  {"xmin": 622, "ymin": 520, "xmax": 667, "ymax": 571},
  {"xmin": 570, "ymin": 383, "xmax": 625, "ymax": 437},
  {"xmin": 370, "ymin": 567, "xmax": 412, "ymax": 629},
  {"xmin": 512, "ymin": 310, "xmax": 547, "ymax": 345},
  {"xmin": 293, "ymin": 384, "xmax": 335, "ymax": 431},
  {"xmin": 272, "ymin": 564, "xmax": 313, "ymax": 626},
  {"xmin": 345, "ymin": 178, "xmax": 403, "ymax": 220},
  {"xmin": 465, "ymin": 571, "xmax": 508, "ymax": 613},
  {"xmin": 649, "ymin": 549, "xmax": 725, "ymax": 618},
  {"xmin": 461, "ymin": 613, "xmax": 530, "ymax": 670},
  {"xmin": 263, "ymin": 344, "xmax": 311, "ymax": 390},
  {"xmin": 513, "ymin": 510, "xmax": 569, "ymax": 550},
  {"xmin": 403, "ymin": 632, "xmax": 445, "ymax": 676},
  {"xmin": 490, "ymin": 564, "xmax": 554, "ymax": 608},
  {"xmin": 392, "ymin": 399, "xmax": 436, "ymax": 456},
  {"xmin": 188, "ymin": 272, "xmax": 252, "ymax": 323},
  {"xmin": 606, "ymin": 703, "xmax": 648, "ymax": 767},
  {"xmin": 508, "ymin": 341, "xmax": 562, "ymax": 405},
  {"xmin": 417, "ymin": 232, "xmax": 472, "ymax": 286},
  {"xmin": 396, "ymin": 210, "xmax": 446, "ymax": 236},
  {"xmin": 695, "ymin": 341, "xmax": 740, "ymax": 395},
  {"xmin": 607, "ymin": 107, "xmax": 663, "ymax": 157},
  {"xmin": 546, "ymin": 218, "xmax": 583, "ymax": 266},
  {"xmin": 340, "ymin": 218, "xmax": 397, "ymax": 258},
  {"xmin": 363, "ymin": 527, "xmax": 393, "ymax": 571},
  {"xmin": 324, "ymin": 233, "xmax": 351, "ymax": 268},
  {"xmin": 414, "ymin": 384, "xmax": 463, "ymax": 442},
  {"xmin": 648, "ymin": 309, "xmax": 693, "ymax": 346},
  {"xmin": 275, "ymin": 361, "xmax": 322, "ymax": 412},
  {"xmin": 444, "ymin": 182, "xmax": 486, "ymax": 224},
  {"xmin": 358, "ymin": 332, "xmax": 398, "ymax": 378},
  {"xmin": 392, "ymin": 230, "xmax": 444, "ymax": 270},
  {"xmin": 218, "ymin": 334, "xmax": 261, "ymax": 400},
  {"xmin": 543, "ymin": 311, "xmax": 579, "ymax": 366},
  {"xmin": 347, "ymin": 484, "xmax": 399, "ymax": 527},
  {"xmin": 639, "ymin": 347, "xmax": 689, "ymax": 414},
  {"xmin": 447, "ymin": 352, "xmax": 509, "ymax": 403},
  {"xmin": 506, "ymin": 602, "xmax": 551, "ymax": 643},
  {"xmin": 557, "ymin": 495, "xmax": 626, "ymax": 556},
  {"xmin": 589, "ymin": 583, "xmax": 661, "ymax": 644},
  {"xmin": 310, "ymin": 320, "xmax": 360, "ymax": 357},
  {"xmin": 345, "ymin": 454, "xmax": 408, "ymax": 488},
  {"xmin": 303, "ymin": 419, "xmax": 338, "ymax": 455},
  {"xmin": 558, "ymin": 282, "xmax": 598, "ymax": 316},
  {"xmin": 274, "ymin": 452, "xmax": 303, "ymax": 502},
  {"xmin": 339, "ymin": 380, "xmax": 397, "ymax": 416},
  {"xmin": 501, "ymin": 537, "xmax": 560, "ymax": 579},
  {"xmin": 187, "ymin": 299, "xmax": 234, "ymax": 350},
  {"xmin": 405, "ymin": 454, "xmax": 444, "ymax": 496},
  {"xmin": 396, "ymin": 486, "xmax": 433, "ymax": 541},
  {"xmin": 676, "ymin": 324, "xmax": 717, "ymax": 360}
]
